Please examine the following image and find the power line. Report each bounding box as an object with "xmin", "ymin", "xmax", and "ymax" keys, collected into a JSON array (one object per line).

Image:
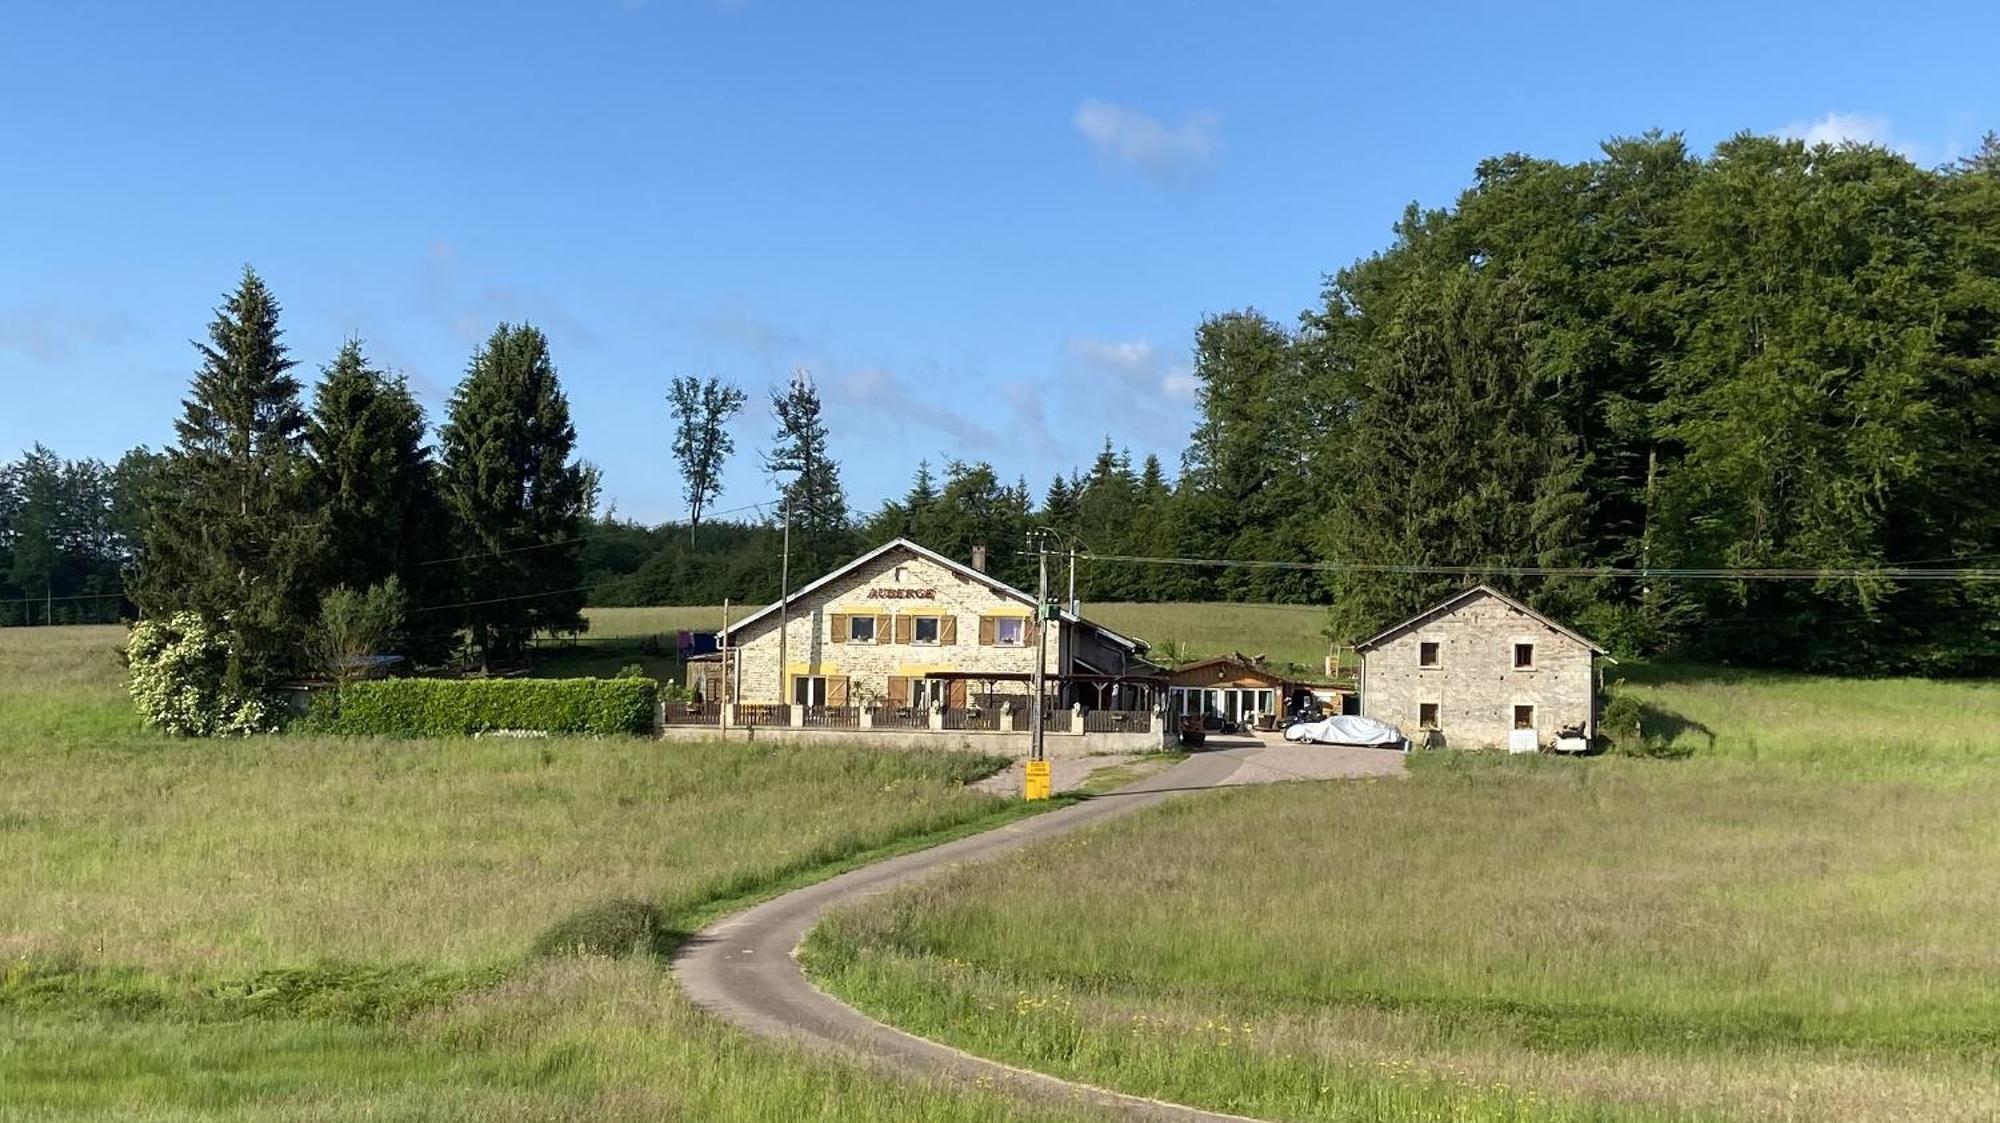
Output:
[{"xmin": 1077, "ymin": 552, "xmax": 2000, "ymax": 583}]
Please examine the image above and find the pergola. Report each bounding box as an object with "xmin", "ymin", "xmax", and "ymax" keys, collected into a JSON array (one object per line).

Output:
[{"xmin": 919, "ymin": 670, "xmax": 1169, "ymax": 711}]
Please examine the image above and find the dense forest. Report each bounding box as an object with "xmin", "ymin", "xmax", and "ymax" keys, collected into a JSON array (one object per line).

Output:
[
  {"xmin": 590, "ymin": 132, "xmax": 2000, "ymax": 673},
  {"xmin": 8, "ymin": 130, "xmax": 1999, "ymax": 674}
]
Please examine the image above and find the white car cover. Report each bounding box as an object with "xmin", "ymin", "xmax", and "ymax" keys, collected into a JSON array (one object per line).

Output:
[{"xmin": 1283, "ymin": 715, "xmax": 1405, "ymax": 747}]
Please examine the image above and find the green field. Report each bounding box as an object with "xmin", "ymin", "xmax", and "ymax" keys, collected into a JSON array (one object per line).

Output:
[
  {"xmin": 0, "ymin": 625, "xmax": 1093, "ymax": 1121},
  {"xmin": 807, "ymin": 668, "xmax": 2000, "ymax": 1122}
]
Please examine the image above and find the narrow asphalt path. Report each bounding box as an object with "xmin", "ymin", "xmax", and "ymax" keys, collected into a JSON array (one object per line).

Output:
[{"xmin": 674, "ymin": 744, "xmax": 1403, "ymax": 1120}]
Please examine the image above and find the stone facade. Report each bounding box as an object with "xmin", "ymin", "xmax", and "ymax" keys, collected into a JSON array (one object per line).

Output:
[
  {"xmin": 1359, "ymin": 588, "xmax": 1600, "ymax": 749},
  {"xmin": 725, "ymin": 542, "xmax": 1112, "ymax": 706}
]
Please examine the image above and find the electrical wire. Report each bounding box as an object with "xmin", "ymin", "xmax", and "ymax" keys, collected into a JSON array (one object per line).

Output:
[{"xmin": 1076, "ymin": 552, "xmax": 2000, "ymax": 583}]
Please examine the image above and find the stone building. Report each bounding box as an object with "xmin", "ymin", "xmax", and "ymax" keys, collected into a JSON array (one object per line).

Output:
[
  {"xmin": 1355, "ymin": 585, "xmax": 1606, "ymax": 749},
  {"xmin": 711, "ymin": 538, "xmax": 1156, "ymax": 709}
]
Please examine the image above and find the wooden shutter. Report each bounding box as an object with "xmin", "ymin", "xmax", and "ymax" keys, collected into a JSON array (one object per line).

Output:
[
  {"xmin": 827, "ymin": 675, "xmax": 850, "ymax": 707},
  {"xmin": 947, "ymin": 680, "xmax": 967, "ymax": 709},
  {"xmin": 874, "ymin": 614, "xmax": 890, "ymax": 644},
  {"xmin": 978, "ymin": 616, "xmax": 995, "ymax": 645},
  {"xmin": 886, "ymin": 676, "xmax": 909, "ymax": 706},
  {"xmin": 830, "ymin": 613, "xmax": 848, "ymax": 644},
  {"xmin": 939, "ymin": 616, "xmax": 958, "ymax": 645},
  {"xmin": 894, "ymin": 615, "xmax": 913, "ymax": 644}
]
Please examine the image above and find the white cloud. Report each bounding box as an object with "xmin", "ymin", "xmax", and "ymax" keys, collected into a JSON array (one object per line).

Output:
[
  {"xmin": 1072, "ymin": 99, "xmax": 1220, "ymax": 185},
  {"xmin": 1066, "ymin": 337, "xmax": 1196, "ymax": 403},
  {"xmin": 1777, "ymin": 111, "xmax": 1916, "ymax": 158}
]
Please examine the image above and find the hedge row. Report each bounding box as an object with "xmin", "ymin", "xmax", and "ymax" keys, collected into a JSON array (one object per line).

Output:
[{"xmin": 315, "ymin": 677, "xmax": 658, "ymax": 737}]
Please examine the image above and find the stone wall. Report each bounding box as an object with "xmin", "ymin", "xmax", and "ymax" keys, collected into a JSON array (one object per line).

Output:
[
  {"xmin": 728, "ymin": 547, "xmax": 1062, "ymax": 705},
  {"xmin": 1361, "ymin": 592, "xmax": 1596, "ymax": 749}
]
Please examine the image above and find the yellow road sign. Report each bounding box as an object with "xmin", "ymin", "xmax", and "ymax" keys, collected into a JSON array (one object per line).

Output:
[{"xmin": 1023, "ymin": 759, "xmax": 1051, "ymax": 801}]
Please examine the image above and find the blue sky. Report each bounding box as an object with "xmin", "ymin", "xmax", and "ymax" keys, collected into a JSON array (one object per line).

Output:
[{"xmin": 4, "ymin": 1, "xmax": 1997, "ymax": 522}]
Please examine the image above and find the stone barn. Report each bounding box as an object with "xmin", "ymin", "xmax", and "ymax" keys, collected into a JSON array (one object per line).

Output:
[{"xmin": 1355, "ymin": 585, "xmax": 1606, "ymax": 750}]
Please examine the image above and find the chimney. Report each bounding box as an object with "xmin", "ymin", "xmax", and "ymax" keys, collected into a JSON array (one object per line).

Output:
[{"xmin": 970, "ymin": 544, "xmax": 988, "ymax": 573}]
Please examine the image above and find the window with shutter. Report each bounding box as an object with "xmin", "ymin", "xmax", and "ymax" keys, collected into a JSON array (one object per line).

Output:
[
  {"xmin": 895, "ymin": 615, "xmax": 914, "ymax": 644},
  {"xmin": 886, "ymin": 676, "xmax": 910, "ymax": 706},
  {"xmin": 830, "ymin": 613, "xmax": 849, "ymax": 644},
  {"xmin": 873, "ymin": 614, "xmax": 890, "ymax": 644},
  {"xmin": 939, "ymin": 616, "xmax": 958, "ymax": 645},
  {"xmin": 827, "ymin": 676, "xmax": 850, "ymax": 706},
  {"xmin": 978, "ymin": 617, "xmax": 996, "ymax": 645}
]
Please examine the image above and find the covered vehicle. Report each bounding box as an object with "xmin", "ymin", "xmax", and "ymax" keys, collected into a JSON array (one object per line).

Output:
[{"xmin": 1283, "ymin": 714, "xmax": 1405, "ymax": 748}]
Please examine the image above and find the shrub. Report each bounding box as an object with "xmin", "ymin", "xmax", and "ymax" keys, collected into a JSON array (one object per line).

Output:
[
  {"xmin": 313, "ymin": 676, "xmax": 658, "ymax": 737},
  {"xmin": 1600, "ymin": 690, "xmax": 1696, "ymax": 759},
  {"xmin": 532, "ymin": 898, "xmax": 673, "ymax": 958},
  {"xmin": 125, "ymin": 613, "xmax": 276, "ymax": 737}
]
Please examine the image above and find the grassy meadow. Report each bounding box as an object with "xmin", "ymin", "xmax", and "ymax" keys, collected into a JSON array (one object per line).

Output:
[
  {"xmin": 807, "ymin": 668, "xmax": 2000, "ymax": 1122},
  {"xmin": 0, "ymin": 624, "xmax": 1101, "ymax": 1121}
]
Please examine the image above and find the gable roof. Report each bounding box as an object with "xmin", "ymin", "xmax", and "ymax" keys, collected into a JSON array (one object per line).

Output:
[
  {"xmin": 1352, "ymin": 584, "xmax": 1608, "ymax": 655},
  {"xmin": 1165, "ymin": 656, "xmax": 1293, "ymax": 687},
  {"xmin": 718, "ymin": 537, "xmax": 1147, "ymax": 653}
]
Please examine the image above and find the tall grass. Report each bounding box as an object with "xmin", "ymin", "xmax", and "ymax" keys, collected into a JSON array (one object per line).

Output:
[
  {"xmin": 808, "ymin": 670, "xmax": 2000, "ymax": 1121},
  {"xmin": 0, "ymin": 624, "xmax": 1101, "ymax": 1121}
]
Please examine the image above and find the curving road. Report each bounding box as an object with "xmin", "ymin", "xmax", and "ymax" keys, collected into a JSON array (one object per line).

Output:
[{"xmin": 673, "ymin": 741, "xmax": 1403, "ymax": 1120}]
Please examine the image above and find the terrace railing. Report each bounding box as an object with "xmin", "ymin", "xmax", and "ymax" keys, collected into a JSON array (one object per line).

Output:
[
  {"xmin": 662, "ymin": 700, "xmax": 721, "ymax": 725},
  {"xmin": 942, "ymin": 706, "xmax": 1000, "ymax": 731},
  {"xmin": 736, "ymin": 703, "xmax": 790, "ymax": 728},
  {"xmin": 869, "ymin": 706, "xmax": 931, "ymax": 730},
  {"xmin": 802, "ymin": 705, "xmax": 860, "ymax": 729},
  {"xmin": 1083, "ymin": 708, "xmax": 1151, "ymax": 733},
  {"xmin": 1042, "ymin": 706, "xmax": 1074, "ymax": 733}
]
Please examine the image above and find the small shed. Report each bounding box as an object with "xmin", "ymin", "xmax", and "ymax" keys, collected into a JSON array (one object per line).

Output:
[{"xmin": 1354, "ymin": 586, "xmax": 1606, "ymax": 750}]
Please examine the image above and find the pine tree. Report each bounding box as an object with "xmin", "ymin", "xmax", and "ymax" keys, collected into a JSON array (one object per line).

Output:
[
  {"xmin": 763, "ymin": 368, "xmax": 851, "ymax": 575},
  {"xmin": 306, "ymin": 339, "xmax": 450, "ymax": 660},
  {"xmin": 438, "ymin": 324, "xmax": 594, "ymax": 669},
  {"xmin": 135, "ymin": 267, "xmax": 324, "ymax": 688}
]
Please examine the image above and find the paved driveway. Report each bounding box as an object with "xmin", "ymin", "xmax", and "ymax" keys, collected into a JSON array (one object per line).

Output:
[{"xmin": 673, "ymin": 742, "xmax": 1403, "ymax": 1120}]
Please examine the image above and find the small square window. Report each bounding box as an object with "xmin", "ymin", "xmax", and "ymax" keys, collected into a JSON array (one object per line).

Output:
[
  {"xmin": 995, "ymin": 617, "xmax": 1025, "ymax": 646},
  {"xmin": 1419, "ymin": 702, "xmax": 1439, "ymax": 729},
  {"xmin": 1514, "ymin": 642, "xmax": 1535, "ymax": 669},
  {"xmin": 1419, "ymin": 641, "xmax": 1440, "ymax": 667},
  {"xmin": 913, "ymin": 616, "xmax": 941, "ymax": 644},
  {"xmin": 1514, "ymin": 704, "xmax": 1536, "ymax": 729},
  {"xmin": 848, "ymin": 616, "xmax": 875, "ymax": 642}
]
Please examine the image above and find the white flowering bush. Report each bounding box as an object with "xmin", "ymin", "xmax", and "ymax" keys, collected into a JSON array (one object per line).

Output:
[{"xmin": 125, "ymin": 613, "xmax": 276, "ymax": 737}]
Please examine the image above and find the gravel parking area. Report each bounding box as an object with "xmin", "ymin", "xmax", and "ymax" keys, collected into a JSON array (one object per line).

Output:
[
  {"xmin": 971, "ymin": 753, "xmax": 1148, "ymax": 796},
  {"xmin": 1194, "ymin": 735, "xmax": 1408, "ymax": 786}
]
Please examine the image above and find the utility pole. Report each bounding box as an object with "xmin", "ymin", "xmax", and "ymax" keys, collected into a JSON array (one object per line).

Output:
[
  {"xmin": 1040, "ymin": 523, "xmax": 1056, "ymax": 767},
  {"xmin": 776, "ymin": 492, "xmax": 792, "ymax": 707},
  {"xmin": 1067, "ymin": 543, "xmax": 1077, "ymax": 616}
]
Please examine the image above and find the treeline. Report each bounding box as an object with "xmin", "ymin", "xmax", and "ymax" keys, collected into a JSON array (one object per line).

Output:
[
  {"xmin": 128, "ymin": 267, "xmax": 594, "ymax": 691},
  {"xmin": 594, "ymin": 130, "xmax": 2000, "ymax": 673},
  {"xmin": 0, "ymin": 446, "xmax": 158, "ymax": 625}
]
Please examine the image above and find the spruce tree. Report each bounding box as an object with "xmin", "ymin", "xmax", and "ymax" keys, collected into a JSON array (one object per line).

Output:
[
  {"xmin": 763, "ymin": 368, "xmax": 851, "ymax": 575},
  {"xmin": 438, "ymin": 324, "xmax": 594, "ymax": 669},
  {"xmin": 1322, "ymin": 267, "xmax": 1590, "ymax": 641},
  {"xmin": 135, "ymin": 267, "xmax": 323, "ymax": 689},
  {"xmin": 306, "ymin": 340, "xmax": 450, "ymax": 661}
]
